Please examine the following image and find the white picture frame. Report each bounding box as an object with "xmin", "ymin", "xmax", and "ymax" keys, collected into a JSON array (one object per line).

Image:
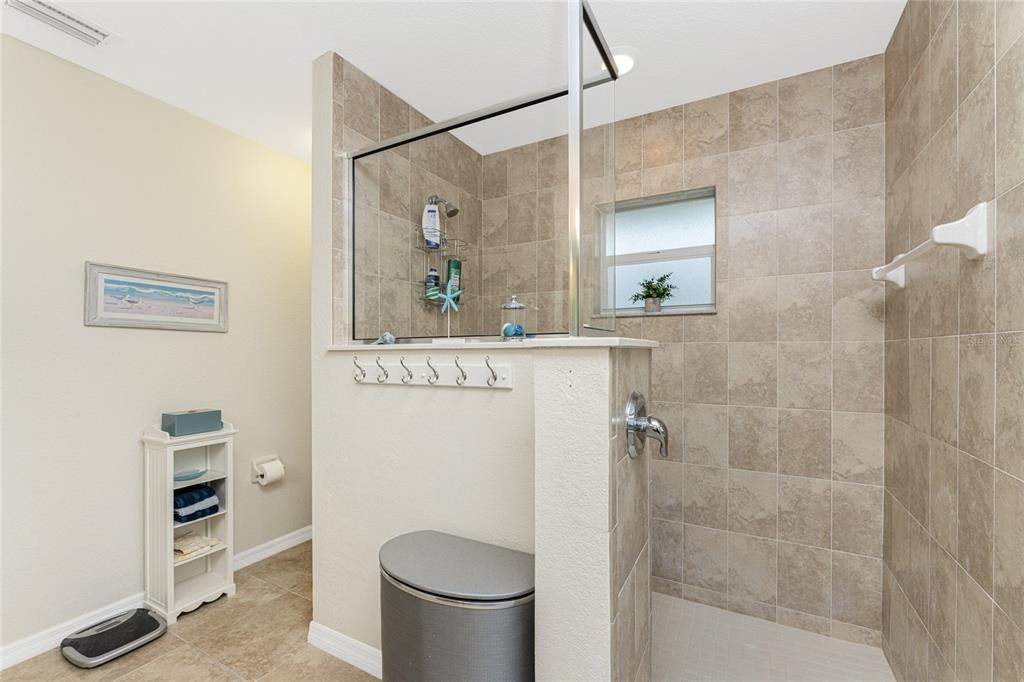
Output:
[{"xmin": 84, "ymin": 262, "xmax": 228, "ymax": 332}]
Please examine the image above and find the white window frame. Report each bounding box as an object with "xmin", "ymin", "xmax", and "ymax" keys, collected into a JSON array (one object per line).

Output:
[{"xmin": 597, "ymin": 187, "xmax": 718, "ymax": 316}]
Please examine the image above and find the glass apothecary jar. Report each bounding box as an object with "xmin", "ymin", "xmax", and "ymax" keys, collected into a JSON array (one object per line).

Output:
[{"xmin": 500, "ymin": 295, "xmax": 527, "ymax": 341}]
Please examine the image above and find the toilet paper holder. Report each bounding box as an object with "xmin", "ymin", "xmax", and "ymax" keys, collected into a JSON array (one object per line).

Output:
[{"xmin": 250, "ymin": 456, "xmax": 285, "ymax": 485}]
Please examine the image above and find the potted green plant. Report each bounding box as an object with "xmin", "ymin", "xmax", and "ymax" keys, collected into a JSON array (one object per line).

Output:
[{"xmin": 630, "ymin": 273, "xmax": 677, "ymax": 313}]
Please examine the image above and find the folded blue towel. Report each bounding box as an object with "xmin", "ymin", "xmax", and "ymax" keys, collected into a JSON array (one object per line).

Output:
[
  {"xmin": 175, "ymin": 505, "xmax": 219, "ymax": 524},
  {"xmin": 174, "ymin": 484, "xmax": 217, "ymax": 509}
]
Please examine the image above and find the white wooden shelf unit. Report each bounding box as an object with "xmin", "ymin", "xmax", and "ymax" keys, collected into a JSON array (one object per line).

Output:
[{"xmin": 143, "ymin": 422, "xmax": 236, "ymax": 624}]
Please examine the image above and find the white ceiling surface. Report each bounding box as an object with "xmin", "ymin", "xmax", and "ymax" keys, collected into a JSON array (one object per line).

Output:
[{"xmin": 1, "ymin": 1, "xmax": 905, "ymax": 160}]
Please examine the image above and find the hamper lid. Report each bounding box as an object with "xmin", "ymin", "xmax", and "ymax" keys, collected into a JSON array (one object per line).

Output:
[{"xmin": 379, "ymin": 530, "xmax": 534, "ymax": 601}]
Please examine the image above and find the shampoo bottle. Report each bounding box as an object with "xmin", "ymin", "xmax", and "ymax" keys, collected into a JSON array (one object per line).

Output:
[{"xmin": 421, "ymin": 202, "xmax": 441, "ymax": 249}]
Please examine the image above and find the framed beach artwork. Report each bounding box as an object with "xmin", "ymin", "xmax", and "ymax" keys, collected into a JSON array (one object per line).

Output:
[{"xmin": 84, "ymin": 262, "xmax": 228, "ymax": 332}]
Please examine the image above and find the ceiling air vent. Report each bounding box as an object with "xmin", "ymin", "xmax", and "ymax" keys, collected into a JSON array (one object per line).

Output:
[{"xmin": 4, "ymin": 0, "xmax": 110, "ymax": 46}]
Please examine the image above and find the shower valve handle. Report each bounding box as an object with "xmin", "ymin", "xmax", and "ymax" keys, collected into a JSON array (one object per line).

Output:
[{"xmin": 625, "ymin": 391, "xmax": 669, "ymax": 459}]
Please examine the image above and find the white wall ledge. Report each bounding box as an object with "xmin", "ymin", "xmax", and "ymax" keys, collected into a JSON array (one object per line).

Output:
[{"xmin": 326, "ymin": 337, "xmax": 658, "ymax": 352}]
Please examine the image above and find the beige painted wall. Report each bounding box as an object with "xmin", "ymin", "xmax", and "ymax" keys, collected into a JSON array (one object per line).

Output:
[{"xmin": 1, "ymin": 37, "xmax": 312, "ymax": 644}]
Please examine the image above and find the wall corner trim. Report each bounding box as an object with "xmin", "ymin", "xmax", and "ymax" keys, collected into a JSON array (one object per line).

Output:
[
  {"xmin": 1, "ymin": 524, "xmax": 313, "ymax": 670},
  {"xmin": 307, "ymin": 620, "xmax": 383, "ymax": 679}
]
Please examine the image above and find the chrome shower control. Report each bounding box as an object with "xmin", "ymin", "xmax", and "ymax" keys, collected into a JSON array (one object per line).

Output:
[{"xmin": 625, "ymin": 391, "xmax": 669, "ymax": 459}]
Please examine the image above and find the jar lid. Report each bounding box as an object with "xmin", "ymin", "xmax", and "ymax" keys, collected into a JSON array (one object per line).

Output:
[{"xmin": 501, "ymin": 295, "xmax": 527, "ymax": 310}]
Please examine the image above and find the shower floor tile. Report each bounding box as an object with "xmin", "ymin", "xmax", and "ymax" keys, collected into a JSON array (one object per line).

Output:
[{"xmin": 652, "ymin": 594, "xmax": 895, "ymax": 681}]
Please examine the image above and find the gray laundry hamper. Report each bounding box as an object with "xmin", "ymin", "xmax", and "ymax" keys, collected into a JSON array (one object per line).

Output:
[{"xmin": 379, "ymin": 530, "xmax": 535, "ymax": 682}]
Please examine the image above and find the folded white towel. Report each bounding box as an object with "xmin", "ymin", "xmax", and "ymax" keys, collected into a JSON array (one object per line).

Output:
[{"xmin": 174, "ymin": 494, "xmax": 219, "ymax": 518}]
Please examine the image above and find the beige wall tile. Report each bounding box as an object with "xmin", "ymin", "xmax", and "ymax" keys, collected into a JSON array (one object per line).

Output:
[
  {"xmin": 994, "ymin": 605, "xmax": 1024, "ymax": 682},
  {"xmin": 729, "ymin": 405, "xmax": 778, "ymax": 472},
  {"xmin": 728, "ymin": 534, "xmax": 779, "ymax": 606},
  {"xmin": 908, "ymin": 338, "xmax": 932, "ymax": 432},
  {"xmin": 651, "ymin": 342, "xmax": 685, "ymax": 403},
  {"xmin": 958, "ymin": 71, "xmax": 996, "ymax": 219},
  {"xmin": 833, "ymin": 412, "xmax": 884, "ymax": 484},
  {"xmin": 958, "ymin": 451, "xmax": 995, "ymax": 592},
  {"xmin": 379, "ymin": 151, "xmax": 410, "ymax": 220},
  {"xmin": 729, "ymin": 145, "xmax": 778, "ymax": 215},
  {"xmin": 779, "ymin": 342, "xmax": 832, "ymax": 410},
  {"xmin": 832, "ymin": 482, "xmax": 883, "ymax": 557},
  {"xmin": 650, "ymin": 401, "xmax": 684, "ymax": 462},
  {"xmin": 641, "ymin": 162, "xmax": 685, "ymax": 197},
  {"xmin": 885, "ymin": 339, "xmax": 910, "ymax": 421},
  {"xmin": 779, "ymin": 68, "xmax": 832, "ymax": 141},
  {"xmin": 779, "ymin": 408, "xmax": 831, "ymax": 479},
  {"xmin": 997, "ymin": 19, "xmax": 1024, "ymax": 194},
  {"xmin": 683, "ymin": 524, "xmax": 727, "ymax": 592},
  {"xmin": 728, "ymin": 469, "xmax": 779, "ymax": 537},
  {"xmin": 506, "ymin": 192, "xmax": 537, "ymax": 244},
  {"xmin": 683, "ymin": 464, "xmax": 728, "ymax": 529},
  {"xmin": 779, "ymin": 476, "xmax": 832, "ymax": 547},
  {"xmin": 728, "ymin": 342, "xmax": 778, "ymax": 407},
  {"xmin": 342, "ymin": 61, "xmax": 379, "ymax": 142},
  {"xmin": 833, "ymin": 551, "xmax": 883, "ymax": 629},
  {"xmin": 683, "ymin": 403, "xmax": 729, "ymax": 467},
  {"xmin": 959, "ymin": 0, "xmax": 996, "ymax": 103},
  {"xmin": 685, "ymin": 283, "xmax": 728, "ymax": 342},
  {"xmin": 931, "ymin": 335, "xmax": 959, "ymax": 445},
  {"xmin": 997, "ymin": 185, "xmax": 1024, "ymax": 332},
  {"xmin": 778, "ymin": 606, "xmax": 831, "ymax": 635},
  {"xmin": 994, "ymin": 469, "xmax": 1024, "ymax": 628},
  {"xmin": 930, "ymin": 116, "xmax": 960, "ymax": 227},
  {"xmin": 684, "ymin": 94, "xmax": 729, "ymax": 159},
  {"xmin": 834, "ymin": 342, "xmax": 884, "ymax": 412},
  {"xmin": 930, "ymin": 439, "xmax": 960, "ymax": 556},
  {"xmin": 651, "ymin": 519, "xmax": 684, "ymax": 583},
  {"xmin": 834, "ymin": 56, "xmax": 884, "ymax": 132},
  {"xmin": 778, "ymin": 542, "xmax": 832, "ymax": 617},
  {"xmin": 833, "ymin": 271, "xmax": 885, "ymax": 342},
  {"xmin": 778, "ymin": 204, "xmax": 833, "ymax": 275},
  {"xmin": 613, "ymin": 119, "xmax": 641, "ymax": 175},
  {"xmin": 959, "ymin": 334, "xmax": 996, "ymax": 462},
  {"xmin": 729, "ymin": 212, "xmax": 778, "ymax": 279},
  {"xmin": 929, "ymin": 539, "xmax": 958, "ymax": 665},
  {"xmin": 956, "ymin": 564, "xmax": 995, "ymax": 682},
  {"xmin": 728, "ymin": 595, "xmax": 777, "ymax": 622},
  {"xmin": 833, "ymin": 197, "xmax": 884, "ymax": 272},
  {"xmin": 728, "ymin": 277, "xmax": 778, "ymax": 341},
  {"xmin": 778, "ymin": 134, "xmax": 832, "ymax": 208},
  {"xmin": 651, "ymin": 459, "xmax": 683, "ymax": 522},
  {"xmin": 729, "ymin": 82, "xmax": 778, "ymax": 151},
  {"xmin": 996, "ymin": 333, "xmax": 1024, "ymax": 478},
  {"xmin": 685, "ymin": 343, "xmax": 728, "ymax": 404},
  {"xmin": 642, "ymin": 106, "xmax": 686, "ymax": 168},
  {"xmin": 834, "ymin": 124, "xmax": 884, "ymax": 202},
  {"xmin": 931, "ymin": 10, "xmax": 958, "ymax": 133},
  {"xmin": 481, "ymin": 152, "xmax": 507, "ymax": 199},
  {"xmin": 779, "ymin": 274, "xmax": 832, "ymax": 341},
  {"xmin": 506, "ymin": 143, "xmax": 538, "ymax": 196},
  {"xmin": 379, "ymin": 87, "xmax": 409, "ymax": 149}
]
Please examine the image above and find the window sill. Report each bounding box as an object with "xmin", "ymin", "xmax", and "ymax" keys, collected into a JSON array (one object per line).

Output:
[{"xmin": 603, "ymin": 305, "xmax": 717, "ymax": 318}]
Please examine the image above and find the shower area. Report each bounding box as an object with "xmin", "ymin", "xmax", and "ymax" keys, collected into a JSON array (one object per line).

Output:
[{"xmin": 313, "ymin": 0, "xmax": 1024, "ymax": 680}]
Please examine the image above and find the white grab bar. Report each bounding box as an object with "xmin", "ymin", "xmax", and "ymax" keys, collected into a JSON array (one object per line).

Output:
[{"xmin": 871, "ymin": 201, "xmax": 990, "ymax": 288}]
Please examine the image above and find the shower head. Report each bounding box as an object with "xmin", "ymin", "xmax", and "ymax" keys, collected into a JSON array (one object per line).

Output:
[{"xmin": 428, "ymin": 194, "xmax": 459, "ymax": 217}]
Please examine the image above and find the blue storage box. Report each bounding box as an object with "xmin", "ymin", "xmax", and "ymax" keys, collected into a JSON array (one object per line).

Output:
[{"xmin": 161, "ymin": 409, "xmax": 222, "ymax": 437}]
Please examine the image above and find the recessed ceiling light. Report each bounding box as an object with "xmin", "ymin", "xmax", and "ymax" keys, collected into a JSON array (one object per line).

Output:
[
  {"xmin": 602, "ymin": 46, "xmax": 637, "ymax": 77},
  {"xmin": 4, "ymin": 0, "xmax": 110, "ymax": 46}
]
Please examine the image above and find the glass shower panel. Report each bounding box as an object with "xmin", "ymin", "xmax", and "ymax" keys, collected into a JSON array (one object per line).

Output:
[{"xmin": 577, "ymin": 30, "xmax": 617, "ymax": 334}]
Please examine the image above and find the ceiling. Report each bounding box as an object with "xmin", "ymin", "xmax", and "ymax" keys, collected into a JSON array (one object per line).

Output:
[{"xmin": 1, "ymin": 1, "xmax": 905, "ymax": 160}]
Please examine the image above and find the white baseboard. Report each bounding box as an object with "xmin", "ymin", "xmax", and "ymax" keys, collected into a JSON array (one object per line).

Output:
[
  {"xmin": 1, "ymin": 524, "xmax": 313, "ymax": 670},
  {"xmin": 0, "ymin": 591, "xmax": 146, "ymax": 670},
  {"xmin": 307, "ymin": 621, "xmax": 382, "ymax": 679},
  {"xmin": 234, "ymin": 524, "xmax": 312, "ymax": 570}
]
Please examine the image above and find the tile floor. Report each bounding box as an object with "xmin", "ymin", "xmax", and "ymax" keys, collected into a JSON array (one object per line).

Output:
[
  {"xmin": 4, "ymin": 542, "xmax": 374, "ymax": 681},
  {"xmin": 652, "ymin": 594, "xmax": 895, "ymax": 682}
]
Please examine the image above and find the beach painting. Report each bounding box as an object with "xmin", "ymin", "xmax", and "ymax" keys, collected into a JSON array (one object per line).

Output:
[{"xmin": 85, "ymin": 262, "xmax": 228, "ymax": 332}]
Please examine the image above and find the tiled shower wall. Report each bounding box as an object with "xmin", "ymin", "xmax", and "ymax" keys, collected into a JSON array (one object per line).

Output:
[
  {"xmin": 880, "ymin": 0, "xmax": 1024, "ymax": 680},
  {"xmin": 622, "ymin": 57, "xmax": 890, "ymax": 645},
  {"xmin": 332, "ymin": 54, "xmax": 486, "ymax": 341}
]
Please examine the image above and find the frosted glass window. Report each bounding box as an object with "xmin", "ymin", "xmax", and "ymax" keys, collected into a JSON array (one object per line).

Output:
[{"xmin": 601, "ymin": 187, "xmax": 716, "ymax": 314}]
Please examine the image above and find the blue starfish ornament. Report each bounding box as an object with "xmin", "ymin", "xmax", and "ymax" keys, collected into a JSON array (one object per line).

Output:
[{"xmin": 438, "ymin": 278, "xmax": 463, "ymax": 315}]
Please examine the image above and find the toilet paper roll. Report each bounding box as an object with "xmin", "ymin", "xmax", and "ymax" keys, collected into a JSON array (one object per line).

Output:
[{"xmin": 256, "ymin": 459, "xmax": 285, "ymax": 486}]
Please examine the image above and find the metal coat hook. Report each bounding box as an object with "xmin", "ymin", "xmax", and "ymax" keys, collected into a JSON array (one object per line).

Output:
[
  {"xmin": 400, "ymin": 356, "xmax": 414, "ymax": 384},
  {"xmin": 375, "ymin": 356, "xmax": 388, "ymax": 384},
  {"xmin": 454, "ymin": 356, "xmax": 468, "ymax": 386},
  {"xmin": 485, "ymin": 355, "xmax": 498, "ymax": 387},
  {"xmin": 353, "ymin": 356, "xmax": 366, "ymax": 383},
  {"xmin": 426, "ymin": 356, "xmax": 440, "ymax": 385}
]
